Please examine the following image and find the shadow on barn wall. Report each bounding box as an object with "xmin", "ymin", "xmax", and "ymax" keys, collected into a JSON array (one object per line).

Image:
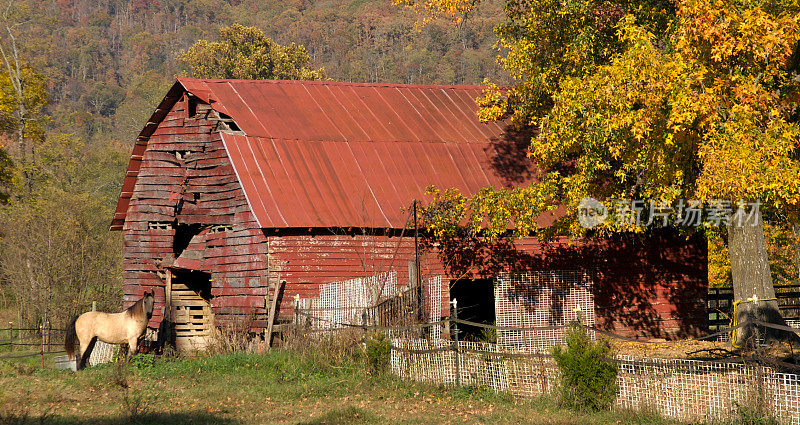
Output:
[{"xmin": 429, "ymin": 228, "xmax": 708, "ymax": 339}]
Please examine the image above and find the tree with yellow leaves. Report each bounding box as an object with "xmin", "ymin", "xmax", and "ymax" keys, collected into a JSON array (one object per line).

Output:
[
  {"xmin": 180, "ymin": 24, "xmax": 326, "ymax": 81},
  {"xmin": 400, "ymin": 0, "xmax": 800, "ymax": 345},
  {"xmin": 0, "ymin": 5, "xmax": 48, "ymax": 198}
]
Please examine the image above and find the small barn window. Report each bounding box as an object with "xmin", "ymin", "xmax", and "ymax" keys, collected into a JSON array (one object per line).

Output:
[
  {"xmin": 148, "ymin": 221, "xmax": 174, "ymax": 230},
  {"xmin": 174, "ymin": 223, "xmax": 204, "ymax": 256},
  {"xmin": 209, "ymin": 224, "xmax": 234, "ymax": 234},
  {"xmin": 187, "ymin": 96, "xmax": 198, "ymax": 117},
  {"xmin": 217, "ymin": 112, "xmax": 241, "ymax": 132}
]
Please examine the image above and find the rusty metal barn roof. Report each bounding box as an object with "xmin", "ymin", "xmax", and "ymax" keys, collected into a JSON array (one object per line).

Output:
[{"xmin": 113, "ymin": 78, "xmax": 536, "ymax": 230}]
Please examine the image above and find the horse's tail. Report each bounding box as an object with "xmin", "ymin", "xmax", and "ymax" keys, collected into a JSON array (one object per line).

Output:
[{"xmin": 65, "ymin": 315, "xmax": 79, "ymax": 359}]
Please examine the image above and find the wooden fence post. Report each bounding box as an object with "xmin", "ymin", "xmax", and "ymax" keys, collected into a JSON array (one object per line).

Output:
[
  {"xmin": 40, "ymin": 323, "xmax": 44, "ymax": 369},
  {"xmin": 293, "ymin": 294, "xmax": 300, "ymax": 333},
  {"xmin": 452, "ymin": 298, "xmax": 460, "ymax": 387}
]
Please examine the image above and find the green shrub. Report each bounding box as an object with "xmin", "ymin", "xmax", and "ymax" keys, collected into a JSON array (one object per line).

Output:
[
  {"xmin": 479, "ymin": 327, "xmax": 497, "ymax": 344},
  {"xmin": 109, "ymin": 355, "xmax": 130, "ymax": 388},
  {"xmin": 130, "ymin": 353, "xmax": 156, "ymax": 370},
  {"xmin": 364, "ymin": 331, "xmax": 391, "ymax": 374},
  {"xmin": 719, "ymin": 402, "xmax": 779, "ymax": 425},
  {"xmin": 551, "ymin": 322, "xmax": 618, "ymax": 411}
]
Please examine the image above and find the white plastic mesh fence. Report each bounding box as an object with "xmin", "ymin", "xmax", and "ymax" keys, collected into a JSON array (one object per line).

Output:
[
  {"xmin": 495, "ymin": 270, "xmax": 594, "ymax": 352},
  {"xmin": 311, "ymin": 272, "xmax": 398, "ymax": 329},
  {"xmin": 88, "ymin": 340, "xmax": 117, "ymax": 366},
  {"xmin": 390, "ymin": 339, "xmax": 800, "ymax": 425},
  {"xmin": 425, "ymin": 276, "xmax": 442, "ymax": 340}
]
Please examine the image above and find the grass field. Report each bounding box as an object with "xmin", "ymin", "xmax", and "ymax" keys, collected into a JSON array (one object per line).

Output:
[{"xmin": 0, "ymin": 349, "xmax": 686, "ymax": 425}]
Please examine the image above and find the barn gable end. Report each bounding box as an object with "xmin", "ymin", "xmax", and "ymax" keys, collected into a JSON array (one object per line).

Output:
[{"xmin": 122, "ymin": 91, "xmax": 277, "ymax": 348}]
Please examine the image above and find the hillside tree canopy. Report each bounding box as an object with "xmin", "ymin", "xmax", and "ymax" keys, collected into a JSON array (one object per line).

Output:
[{"xmin": 180, "ymin": 24, "xmax": 326, "ymax": 81}]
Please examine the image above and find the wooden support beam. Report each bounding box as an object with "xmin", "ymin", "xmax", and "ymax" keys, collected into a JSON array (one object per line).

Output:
[{"xmin": 265, "ymin": 277, "xmax": 283, "ymax": 351}]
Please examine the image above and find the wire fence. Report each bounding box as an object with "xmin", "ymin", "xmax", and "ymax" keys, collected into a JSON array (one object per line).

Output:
[
  {"xmin": 294, "ymin": 302, "xmax": 800, "ymax": 425},
  {"xmin": 0, "ymin": 326, "xmax": 117, "ymax": 368},
  {"xmin": 390, "ymin": 338, "xmax": 800, "ymax": 425},
  {"xmin": 0, "ymin": 325, "xmax": 68, "ymax": 368}
]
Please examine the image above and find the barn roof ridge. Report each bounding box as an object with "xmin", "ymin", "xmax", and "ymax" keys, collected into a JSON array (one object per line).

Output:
[{"xmin": 177, "ymin": 76, "xmax": 489, "ymax": 91}]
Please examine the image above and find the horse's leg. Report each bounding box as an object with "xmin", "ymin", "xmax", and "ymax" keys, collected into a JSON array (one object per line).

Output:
[
  {"xmin": 127, "ymin": 336, "xmax": 139, "ymax": 360},
  {"xmin": 78, "ymin": 337, "xmax": 92, "ymax": 370}
]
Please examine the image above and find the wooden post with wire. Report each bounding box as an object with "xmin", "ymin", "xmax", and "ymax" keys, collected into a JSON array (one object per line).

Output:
[
  {"xmin": 40, "ymin": 323, "xmax": 44, "ymax": 369},
  {"xmin": 413, "ymin": 200, "xmax": 424, "ymax": 326},
  {"xmin": 452, "ymin": 298, "xmax": 460, "ymax": 387}
]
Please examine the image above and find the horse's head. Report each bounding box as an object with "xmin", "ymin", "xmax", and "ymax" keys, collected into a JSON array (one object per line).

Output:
[{"xmin": 143, "ymin": 290, "xmax": 155, "ymax": 319}]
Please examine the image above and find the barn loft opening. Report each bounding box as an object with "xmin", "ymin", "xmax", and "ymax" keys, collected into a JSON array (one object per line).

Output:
[
  {"xmin": 173, "ymin": 223, "xmax": 204, "ymax": 257},
  {"xmin": 187, "ymin": 95, "xmax": 198, "ymax": 117},
  {"xmin": 450, "ymin": 278, "xmax": 495, "ymax": 341},
  {"xmin": 217, "ymin": 112, "xmax": 241, "ymax": 132}
]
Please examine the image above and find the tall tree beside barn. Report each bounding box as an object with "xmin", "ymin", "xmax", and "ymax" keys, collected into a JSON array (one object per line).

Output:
[
  {"xmin": 398, "ymin": 0, "xmax": 800, "ymax": 344},
  {"xmin": 0, "ymin": 4, "xmax": 48, "ymax": 197},
  {"xmin": 180, "ymin": 24, "xmax": 326, "ymax": 81}
]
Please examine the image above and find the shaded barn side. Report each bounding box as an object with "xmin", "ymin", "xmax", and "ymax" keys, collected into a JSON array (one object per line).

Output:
[{"xmin": 268, "ymin": 230, "xmax": 707, "ymax": 338}]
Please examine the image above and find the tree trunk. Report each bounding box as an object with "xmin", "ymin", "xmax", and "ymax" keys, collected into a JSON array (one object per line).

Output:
[
  {"xmin": 729, "ymin": 208, "xmax": 796, "ymax": 346},
  {"xmin": 793, "ymin": 223, "xmax": 800, "ymax": 279}
]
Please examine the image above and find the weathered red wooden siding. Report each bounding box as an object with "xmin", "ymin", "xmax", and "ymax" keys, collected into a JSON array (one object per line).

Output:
[
  {"xmin": 267, "ymin": 234, "xmax": 445, "ymax": 319},
  {"xmin": 266, "ymin": 231, "xmax": 707, "ymax": 338},
  {"xmin": 123, "ymin": 96, "xmax": 275, "ymax": 329},
  {"xmin": 494, "ymin": 232, "xmax": 708, "ymax": 339}
]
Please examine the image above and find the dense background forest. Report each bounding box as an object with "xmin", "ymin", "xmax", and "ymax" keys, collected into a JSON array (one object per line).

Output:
[{"xmin": 0, "ymin": 0, "xmax": 508, "ymax": 326}]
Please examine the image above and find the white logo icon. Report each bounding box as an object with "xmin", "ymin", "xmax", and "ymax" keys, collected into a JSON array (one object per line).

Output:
[{"xmin": 578, "ymin": 197, "xmax": 608, "ymax": 228}]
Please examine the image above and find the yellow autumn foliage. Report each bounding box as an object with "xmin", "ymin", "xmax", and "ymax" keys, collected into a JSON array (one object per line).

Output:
[{"xmin": 403, "ymin": 0, "xmax": 800, "ymax": 244}]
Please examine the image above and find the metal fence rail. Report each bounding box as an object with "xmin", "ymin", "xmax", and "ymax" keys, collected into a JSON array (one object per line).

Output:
[{"xmin": 709, "ymin": 284, "xmax": 800, "ymax": 330}]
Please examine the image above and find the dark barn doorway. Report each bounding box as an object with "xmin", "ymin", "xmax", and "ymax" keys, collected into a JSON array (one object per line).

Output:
[
  {"xmin": 450, "ymin": 278, "xmax": 495, "ymax": 341},
  {"xmin": 169, "ymin": 269, "xmax": 213, "ymax": 351}
]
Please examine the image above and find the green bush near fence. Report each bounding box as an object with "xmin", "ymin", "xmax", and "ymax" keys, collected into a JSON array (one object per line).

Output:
[
  {"xmin": 551, "ymin": 322, "xmax": 618, "ymax": 411},
  {"xmin": 364, "ymin": 331, "xmax": 391, "ymax": 374}
]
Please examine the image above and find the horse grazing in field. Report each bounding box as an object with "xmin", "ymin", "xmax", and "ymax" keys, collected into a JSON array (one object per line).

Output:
[{"xmin": 65, "ymin": 291, "xmax": 155, "ymax": 370}]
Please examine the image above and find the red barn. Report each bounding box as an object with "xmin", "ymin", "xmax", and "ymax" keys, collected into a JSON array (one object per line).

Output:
[{"xmin": 113, "ymin": 78, "xmax": 708, "ymax": 350}]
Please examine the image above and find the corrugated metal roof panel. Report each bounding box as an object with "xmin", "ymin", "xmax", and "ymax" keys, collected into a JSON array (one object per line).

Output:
[
  {"xmin": 221, "ymin": 134, "xmax": 531, "ymax": 229},
  {"xmin": 114, "ymin": 78, "xmax": 537, "ymax": 230}
]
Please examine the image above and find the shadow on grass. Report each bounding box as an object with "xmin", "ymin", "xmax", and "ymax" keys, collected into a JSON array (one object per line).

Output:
[
  {"xmin": 296, "ymin": 406, "xmax": 380, "ymax": 425},
  {"xmin": 0, "ymin": 411, "xmax": 241, "ymax": 425}
]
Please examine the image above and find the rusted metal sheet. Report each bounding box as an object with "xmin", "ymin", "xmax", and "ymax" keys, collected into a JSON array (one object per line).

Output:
[
  {"xmin": 114, "ymin": 78, "xmax": 533, "ymax": 231},
  {"xmin": 222, "ymin": 133, "xmax": 525, "ymax": 228},
  {"xmin": 198, "ymin": 78, "xmax": 507, "ymax": 142}
]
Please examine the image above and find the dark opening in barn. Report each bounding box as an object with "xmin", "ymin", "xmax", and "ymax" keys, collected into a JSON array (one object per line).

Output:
[{"xmin": 451, "ymin": 278, "xmax": 495, "ymax": 341}]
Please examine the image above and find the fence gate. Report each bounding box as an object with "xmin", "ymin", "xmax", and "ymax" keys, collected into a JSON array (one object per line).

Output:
[{"xmin": 168, "ymin": 270, "xmax": 213, "ymax": 351}]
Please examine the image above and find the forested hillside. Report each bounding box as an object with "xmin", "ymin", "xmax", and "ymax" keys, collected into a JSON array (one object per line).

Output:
[
  {"xmin": 27, "ymin": 0, "xmax": 506, "ymax": 145},
  {"xmin": 0, "ymin": 0, "xmax": 507, "ymax": 326},
  {"xmin": 0, "ymin": 0, "xmax": 795, "ymax": 329}
]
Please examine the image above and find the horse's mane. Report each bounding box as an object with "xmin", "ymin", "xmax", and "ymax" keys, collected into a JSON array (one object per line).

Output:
[{"xmin": 125, "ymin": 297, "xmax": 143, "ymax": 316}]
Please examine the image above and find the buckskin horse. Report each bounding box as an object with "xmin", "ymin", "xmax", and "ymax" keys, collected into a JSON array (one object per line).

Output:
[{"xmin": 64, "ymin": 291, "xmax": 155, "ymax": 370}]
